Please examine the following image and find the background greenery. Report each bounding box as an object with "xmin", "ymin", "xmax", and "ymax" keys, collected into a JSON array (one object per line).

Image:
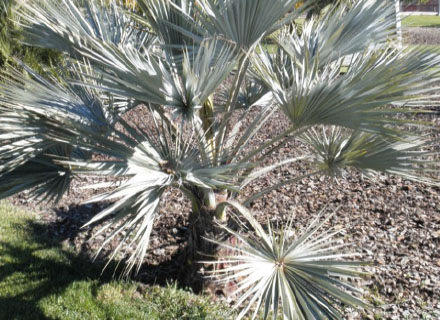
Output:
[
  {"xmin": 402, "ymin": 15, "xmax": 440, "ymax": 28},
  {"xmin": 0, "ymin": 0, "xmax": 61, "ymax": 72}
]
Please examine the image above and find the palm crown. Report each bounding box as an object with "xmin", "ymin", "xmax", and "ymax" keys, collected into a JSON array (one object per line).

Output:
[{"xmin": 0, "ymin": 0, "xmax": 439, "ymax": 319}]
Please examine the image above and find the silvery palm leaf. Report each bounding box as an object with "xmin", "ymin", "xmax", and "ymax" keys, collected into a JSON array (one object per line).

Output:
[
  {"xmin": 0, "ymin": 58, "xmax": 132, "ymax": 203},
  {"xmin": 216, "ymin": 76, "xmax": 272, "ymax": 111},
  {"xmin": 18, "ymin": 0, "xmax": 154, "ymax": 53},
  {"xmin": 168, "ymin": 38, "xmax": 237, "ymax": 119},
  {"xmin": 137, "ymin": 0, "xmax": 202, "ymax": 56},
  {"xmin": 0, "ymin": 63, "xmax": 112, "ymax": 178},
  {"xmin": 81, "ymin": 0, "xmax": 155, "ymax": 50},
  {"xmin": 207, "ymin": 201, "xmax": 369, "ymax": 320},
  {"xmin": 196, "ymin": 0, "xmax": 310, "ymax": 49},
  {"xmin": 0, "ymin": 146, "xmax": 73, "ymax": 203},
  {"xmin": 84, "ymin": 37, "xmax": 237, "ymax": 120},
  {"xmin": 280, "ymin": 0, "xmax": 396, "ymax": 67},
  {"xmin": 16, "ymin": 0, "xmax": 175, "ymax": 106},
  {"xmin": 253, "ymin": 45, "xmax": 440, "ymax": 134},
  {"xmin": 0, "ymin": 129, "xmax": 56, "ymax": 179},
  {"xmin": 0, "ymin": 64, "xmax": 110, "ymax": 124},
  {"xmin": 68, "ymin": 61, "xmax": 137, "ymax": 119},
  {"xmin": 20, "ymin": 0, "xmax": 237, "ymax": 116},
  {"xmin": 300, "ymin": 126, "xmax": 440, "ymax": 185}
]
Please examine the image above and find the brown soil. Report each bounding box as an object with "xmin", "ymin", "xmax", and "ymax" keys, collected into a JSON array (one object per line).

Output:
[{"xmin": 404, "ymin": 26, "xmax": 440, "ymax": 45}]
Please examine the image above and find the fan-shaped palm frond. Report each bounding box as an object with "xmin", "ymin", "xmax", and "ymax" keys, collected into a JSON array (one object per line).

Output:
[
  {"xmin": 16, "ymin": 0, "xmax": 238, "ymax": 115},
  {"xmin": 0, "ymin": 60, "xmax": 121, "ymax": 201},
  {"xmin": 58, "ymin": 111, "xmax": 250, "ymax": 191},
  {"xmin": 0, "ymin": 146, "xmax": 73, "ymax": 203},
  {"xmin": 280, "ymin": 0, "xmax": 396, "ymax": 67},
  {"xmin": 300, "ymin": 126, "xmax": 440, "ymax": 185},
  {"xmin": 84, "ymin": 37, "xmax": 237, "ymax": 119},
  {"xmin": 18, "ymin": 0, "xmax": 154, "ymax": 53},
  {"xmin": 207, "ymin": 201, "xmax": 369, "ymax": 320},
  {"xmin": 253, "ymin": 45, "xmax": 440, "ymax": 134},
  {"xmin": 15, "ymin": 0, "xmax": 175, "ymax": 106},
  {"xmin": 168, "ymin": 38, "xmax": 237, "ymax": 119},
  {"xmin": 137, "ymin": 0, "xmax": 201, "ymax": 55},
  {"xmin": 0, "ymin": 64, "xmax": 111, "ymax": 124},
  {"xmin": 0, "ymin": 63, "xmax": 111, "ymax": 174},
  {"xmin": 2, "ymin": 1, "xmax": 440, "ymax": 312},
  {"xmin": 234, "ymin": 79, "xmax": 272, "ymax": 110},
  {"xmin": 82, "ymin": 0, "xmax": 155, "ymax": 49},
  {"xmin": 196, "ymin": 0, "xmax": 310, "ymax": 49}
]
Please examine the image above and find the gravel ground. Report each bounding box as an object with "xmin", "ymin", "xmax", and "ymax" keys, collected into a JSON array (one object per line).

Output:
[{"xmin": 8, "ymin": 28, "xmax": 440, "ymax": 320}]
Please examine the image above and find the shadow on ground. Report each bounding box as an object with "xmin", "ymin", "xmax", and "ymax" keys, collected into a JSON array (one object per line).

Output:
[
  {"xmin": 44, "ymin": 204, "xmax": 192, "ymax": 291},
  {"xmin": 43, "ymin": 203, "xmax": 222, "ymax": 294},
  {"xmin": 0, "ymin": 217, "xmax": 117, "ymax": 320},
  {"xmin": 1, "ymin": 201, "xmax": 221, "ymax": 317}
]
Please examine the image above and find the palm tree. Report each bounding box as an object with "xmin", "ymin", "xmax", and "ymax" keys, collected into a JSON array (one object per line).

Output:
[{"xmin": 0, "ymin": 0, "xmax": 439, "ymax": 318}]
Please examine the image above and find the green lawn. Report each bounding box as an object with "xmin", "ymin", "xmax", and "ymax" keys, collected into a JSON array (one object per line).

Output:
[
  {"xmin": 402, "ymin": 15, "xmax": 440, "ymax": 28},
  {"xmin": 0, "ymin": 201, "xmax": 233, "ymax": 320}
]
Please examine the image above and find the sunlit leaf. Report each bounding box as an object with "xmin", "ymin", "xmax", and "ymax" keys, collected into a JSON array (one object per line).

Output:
[
  {"xmin": 301, "ymin": 126, "xmax": 440, "ymax": 185},
  {"xmin": 206, "ymin": 201, "xmax": 370, "ymax": 320}
]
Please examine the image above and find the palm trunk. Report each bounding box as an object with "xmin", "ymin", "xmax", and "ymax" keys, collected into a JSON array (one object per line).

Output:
[{"xmin": 181, "ymin": 190, "xmax": 229, "ymax": 291}]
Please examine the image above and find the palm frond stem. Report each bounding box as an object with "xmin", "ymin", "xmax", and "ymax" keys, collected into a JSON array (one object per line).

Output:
[{"xmin": 215, "ymin": 55, "xmax": 250, "ymax": 164}]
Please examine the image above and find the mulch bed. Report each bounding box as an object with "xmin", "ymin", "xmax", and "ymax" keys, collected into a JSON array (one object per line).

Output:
[
  {"xmin": 404, "ymin": 26, "xmax": 440, "ymax": 45},
  {"xmin": 8, "ymin": 28, "xmax": 440, "ymax": 320}
]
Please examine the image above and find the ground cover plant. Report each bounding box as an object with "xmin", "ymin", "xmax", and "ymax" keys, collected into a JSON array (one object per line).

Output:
[{"xmin": 0, "ymin": 0, "xmax": 439, "ymax": 319}]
